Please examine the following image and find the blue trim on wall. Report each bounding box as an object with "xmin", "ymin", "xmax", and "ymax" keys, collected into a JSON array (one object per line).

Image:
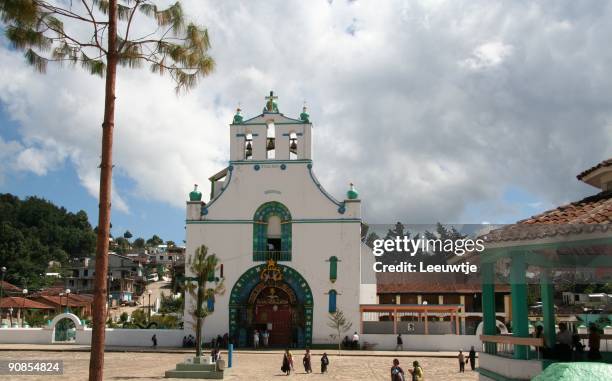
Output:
[
  {"xmin": 306, "ymin": 163, "xmax": 345, "ymax": 211},
  {"xmin": 186, "ymin": 218, "xmax": 361, "ymax": 224},
  {"xmin": 230, "ymin": 159, "xmax": 312, "ymax": 165}
]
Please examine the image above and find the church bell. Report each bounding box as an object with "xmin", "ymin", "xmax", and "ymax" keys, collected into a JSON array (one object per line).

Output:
[{"xmin": 246, "ymin": 141, "xmax": 253, "ymax": 157}]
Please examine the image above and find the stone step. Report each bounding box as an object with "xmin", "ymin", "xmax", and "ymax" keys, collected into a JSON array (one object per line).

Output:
[
  {"xmin": 176, "ymin": 363, "xmax": 217, "ymax": 371},
  {"xmin": 165, "ymin": 369, "xmax": 225, "ymax": 379}
]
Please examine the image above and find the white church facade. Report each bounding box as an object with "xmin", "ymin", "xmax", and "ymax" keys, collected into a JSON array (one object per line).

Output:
[{"xmin": 184, "ymin": 92, "xmax": 373, "ymax": 347}]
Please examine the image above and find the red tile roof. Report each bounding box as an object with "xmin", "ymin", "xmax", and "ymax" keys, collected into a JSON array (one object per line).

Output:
[
  {"xmin": 376, "ymin": 272, "xmax": 510, "ymax": 294},
  {"xmin": 0, "ymin": 297, "xmax": 54, "ymax": 309},
  {"xmin": 577, "ymin": 159, "xmax": 612, "ymax": 180},
  {"xmin": 0, "ymin": 281, "xmax": 23, "ymax": 293},
  {"xmin": 484, "ymin": 191, "xmax": 612, "ymax": 242},
  {"xmin": 31, "ymin": 295, "xmax": 90, "ymax": 307}
]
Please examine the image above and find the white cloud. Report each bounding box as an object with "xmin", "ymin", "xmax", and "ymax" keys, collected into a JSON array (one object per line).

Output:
[
  {"xmin": 0, "ymin": 0, "xmax": 610, "ymax": 224},
  {"xmin": 461, "ymin": 41, "xmax": 514, "ymax": 69}
]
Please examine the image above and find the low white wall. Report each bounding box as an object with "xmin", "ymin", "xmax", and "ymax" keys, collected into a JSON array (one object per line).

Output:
[
  {"xmin": 361, "ymin": 334, "xmax": 481, "ymax": 351},
  {"xmin": 0, "ymin": 328, "xmax": 184, "ymax": 347},
  {"xmin": 77, "ymin": 328, "xmax": 184, "ymax": 347},
  {"xmin": 0, "ymin": 328, "xmax": 52, "ymax": 344},
  {"xmin": 478, "ymin": 352, "xmax": 542, "ymax": 380}
]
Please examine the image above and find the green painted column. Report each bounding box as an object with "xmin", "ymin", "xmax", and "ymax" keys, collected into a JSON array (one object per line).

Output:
[
  {"xmin": 510, "ymin": 253, "xmax": 529, "ymax": 359},
  {"xmin": 540, "ymin": 270, "xmax": 556, "ymax": 348},
  {"xmin": 482, "ymin": 261, "xmax": 497, "ymax": 354}
]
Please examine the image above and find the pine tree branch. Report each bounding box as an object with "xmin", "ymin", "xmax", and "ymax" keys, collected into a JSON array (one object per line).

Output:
[
  {"xmin": 120, "ymin": 0, "xmax": 142, "ymax": 52},
  {"xmin": 39, "ymin": 18, "xmax": 101, "ymax": 51},
  {"xmin": 81, "ymin": 0, "xmax": 106, "ymax": 53},
  {"xmin": 34, "ymin": 0, "xmax": 105, "ymax": 25}
]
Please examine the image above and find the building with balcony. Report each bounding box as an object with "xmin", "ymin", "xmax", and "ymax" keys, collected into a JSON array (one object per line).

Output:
[{"xmin": 65, "ymin": 253, "xmax": 143, "ymax": 304}]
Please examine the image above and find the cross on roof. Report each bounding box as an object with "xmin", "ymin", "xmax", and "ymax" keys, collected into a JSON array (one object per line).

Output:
[{"xmin": 265, "ymin": 91, "xmax": 278, "ymax": 102}]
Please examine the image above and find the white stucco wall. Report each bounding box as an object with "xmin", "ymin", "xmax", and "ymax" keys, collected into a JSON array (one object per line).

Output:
[
  {"xmin": 478, "ymin": 352, "xmax": 543, "ymax": 380},
  {"xmin": 185, "ymin": 149, "xmax": 363, "ymax": 344},
  {"xmin": 0, "ymin": 328, "xmax": 51, "ymax": 344},
  {"xmin": 361, "ymin": 334, "xmax": 481, "ymax": 351}
]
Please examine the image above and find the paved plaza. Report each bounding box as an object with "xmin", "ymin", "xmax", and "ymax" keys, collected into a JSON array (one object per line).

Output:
[{"xmin": 0, "ymin": 348, "xmax": 478, "ymax": 381}]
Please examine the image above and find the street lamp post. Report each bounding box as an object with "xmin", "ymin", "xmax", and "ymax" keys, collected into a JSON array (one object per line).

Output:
[
  {"xmin": 0, "ymin": 266, "xmax": 6, "ymax": 325},
  {"xmin": 65, "ymin": 289, "xmax": 71, "ymax": 313},
  {"xmin": 147, "ymin": 290, "xmax": 152, "ymax": 322},
  {"xmin": 21, "ymin": 288, "xmax": 28, "ymax": 327}
]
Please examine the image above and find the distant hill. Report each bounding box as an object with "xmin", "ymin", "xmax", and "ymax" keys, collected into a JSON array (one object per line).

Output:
[{"xmin": 0, "ymin": 193, "xmax": 96, "ymax": 289}]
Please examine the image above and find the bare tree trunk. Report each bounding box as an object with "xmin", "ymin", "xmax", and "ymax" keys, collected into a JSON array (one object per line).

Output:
[{"xmin": 88, "ymin": 1, "xmax": 118, "ymax": 380}]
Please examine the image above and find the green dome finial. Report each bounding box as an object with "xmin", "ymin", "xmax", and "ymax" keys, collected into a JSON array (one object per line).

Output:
[
  {"xmin": 189, "ymin": 184, "xmax": 202, "ymax": 201},
  {"xmin": 300, "ymin": 103, "xmax": 310, "ymax": 123},
  {"xmin": 233, "ymin": 107, "xmax": 243, "ymax": 124},
  {"xmin": 347, "ymin": 183, "xmax": 359, "ymax": 200}
]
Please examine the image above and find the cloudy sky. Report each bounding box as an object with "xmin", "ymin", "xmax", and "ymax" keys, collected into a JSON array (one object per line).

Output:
[{"xmin": 0, "ymin": 0, "xmax": 610, "ymax": 243}]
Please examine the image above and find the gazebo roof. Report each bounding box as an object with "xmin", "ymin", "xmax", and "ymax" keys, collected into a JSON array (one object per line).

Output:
[
  {"xmin": 377, "ymin": 272, "xmax": 511, "ymax": 293},
  {"xmin": 577, "ymin": 158, "xmax": 612, "ymax": 180},
  {"xmin": 484, "ymin": 191, "xmax": 612, "ymax": 243},
  {"xmin": 0, "ymin": 297, "xmax": 54, "ymax": 309}
]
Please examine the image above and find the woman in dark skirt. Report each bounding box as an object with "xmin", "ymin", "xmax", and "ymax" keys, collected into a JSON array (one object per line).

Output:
[
  {"xmin": 303, "ymin": 349, "xmax": 312, "ymax": 373},
  {"xmin": 281, "ymin": 349, "xmax": 291, "ymax": 376},
  {"xmin": 320, "ymin": 353, "xmax": 329, "ymax": 373}
]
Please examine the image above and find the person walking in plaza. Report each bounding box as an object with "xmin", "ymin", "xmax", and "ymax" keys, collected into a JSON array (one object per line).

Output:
[
  {"xmin": 253, "ymin": 330, "xmax": 260, "ymax": 349},
  {"xmin": 151, "ymin": 334, "xmax": 157, "ymax": 349},
  {"xmin": 458, "ymin": 350, "xmax": 465, "ymax": 372},
  {"xmin": 468, "ymin": 346, "xmax": 476, "ymax": 371},
  {"xmin": 281, "ymin": 349, "xmax": 291, "ymax": 376},
  {"xmin": 287, "ymin": 349, "xmax": 295, "ymax": 372},
  {"xmin": 352, "ymin": 331, "xmax": 360, "ymax": 350},
  {"xmin": 588, "ymin": 323, "xmax": 602, "ymax": 360},
  {"xmin": 408, "ymin": 361, "xmax": 424, "ymax": 381},
  {"xmin": 263, "ymin": 329, "xmax": 270, "ymax": 348},
  {"xmin": 303, "ymin": 349, "xmax": 312, "ymax": 373},
  {"xmin": 390, "ymin": 358, "xmax": 405, "ymax": 381},
  {"xmin": 320, "ymin": 352, "xmax": 329, "ymax": 373},
  {"xmin": 395, "ymin": 333, "xmax": 403, "ymax": 351},
  {"xmin": 556, "ymin": 323, "xmax": 572, "ymax": 361}
]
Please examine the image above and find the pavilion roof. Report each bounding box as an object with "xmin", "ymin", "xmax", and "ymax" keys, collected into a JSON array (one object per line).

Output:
[
  {"xmin": 0, "ymin": 297, "xmax": 54, "ymax": 309},
  {"xmin": 483, "ymin": 191, "xmax": 612, "ymax": 242},
  {"xmin": 31, "ymin": 295, "xmax": 90, "ymax": 307},
  {"xmin": 377, "ymin": 272, "xmax": 510, "ymax": 293},
  {"xmin": 577, "ymin": 158, "xmax": 612, "ymax": 180},
  {"xmin": 0, "ymin": 280, "xmax": 23, "ymax": 293}
]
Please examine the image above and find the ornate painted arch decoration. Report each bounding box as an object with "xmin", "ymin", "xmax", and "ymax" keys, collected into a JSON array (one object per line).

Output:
[
  {"xmin": 228, "ymin": 263, "xmax": 314, "ymax": 347},
  {"xmin": 253, "ymin": 201, "xmax": 292, "ymax": 261}
]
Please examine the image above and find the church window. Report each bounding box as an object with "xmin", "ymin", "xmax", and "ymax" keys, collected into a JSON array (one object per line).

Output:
[
  {"xmin": 244, "ymin": 133, "xmax": 253, "ymax": 160},
  {"xmin": 253, "ymin": 202, "xmax": 292, "ymax": 261},
  {"xmin": 289, "ymin": 132, "xmax": 298, "ymax": 160},
  {"xmin": 328, "ymin": 290, "xmax": 337, "ymax": 313},
  {"xmin": 266, "ymin": 122, "xmax": 275, "ymax": 159},
  {"xmin": 329, "ymin": 256, "xmax": 338, "ymax": 282}
]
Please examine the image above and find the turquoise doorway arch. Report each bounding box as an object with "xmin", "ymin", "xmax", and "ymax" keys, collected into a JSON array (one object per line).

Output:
[{"xmin": 229, "ymin": 263, "xmax": 313, "ymax": 348}]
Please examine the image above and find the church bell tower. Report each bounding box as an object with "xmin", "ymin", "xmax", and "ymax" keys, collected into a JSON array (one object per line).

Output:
[{"xmin": 229, "ymin": 91, "xmax": 312, "ymax": 161}]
